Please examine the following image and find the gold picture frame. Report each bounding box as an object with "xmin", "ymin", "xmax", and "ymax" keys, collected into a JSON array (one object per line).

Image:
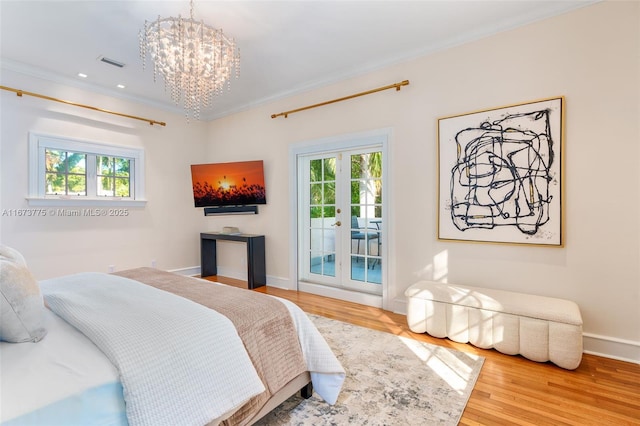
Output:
[{"xmin": 437, "ymin": 97, "xmax": 565, "ymax": 247}]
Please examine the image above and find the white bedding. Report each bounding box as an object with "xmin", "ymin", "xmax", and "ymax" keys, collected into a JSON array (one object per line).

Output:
[
  {"xmin": 273, "ymin": 297, "xmax": 345, "ymax": 404},
  {"xmin": 1, "ymin": 273, "xmax": 344, "ymax": 426},
  {"xmin": 39, "ymin": 273, "xmax": 265, "ymax": 426},
  {"xmin": 0, "ymin": 309, "xmax": 125, "ymax": 425}
]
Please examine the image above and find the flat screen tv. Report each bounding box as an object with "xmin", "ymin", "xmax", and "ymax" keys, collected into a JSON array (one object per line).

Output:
[{"xmin": 190, "ymin": 160, "xmax": 267, "ymax": 208}]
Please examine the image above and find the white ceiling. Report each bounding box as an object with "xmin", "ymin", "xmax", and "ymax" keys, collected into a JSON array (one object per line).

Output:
[{"xmin": 0, "ymin": 0, "xmax": 595, "ymax": 121}]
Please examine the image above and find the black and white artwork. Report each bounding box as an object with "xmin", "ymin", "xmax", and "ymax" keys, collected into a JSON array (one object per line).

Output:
[{"xmin": 437, "ymin": 97, "xmax": 564, "ymax": 246}]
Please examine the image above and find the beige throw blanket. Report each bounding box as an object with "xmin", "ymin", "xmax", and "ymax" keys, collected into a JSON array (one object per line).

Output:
[{"xmin": 114, "ymin": 268, "xmax": 307, "ymax": 425}]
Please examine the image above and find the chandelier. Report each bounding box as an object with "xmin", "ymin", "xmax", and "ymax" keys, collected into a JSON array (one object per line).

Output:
[{"xmin": 139, "ymin": 0, "xmax": 240, "ymax": 119}]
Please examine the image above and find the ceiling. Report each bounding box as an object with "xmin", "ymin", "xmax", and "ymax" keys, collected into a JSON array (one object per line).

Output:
[{"xmin": 0, "ymin": 1, "xmax": 594, "ymax": 121}]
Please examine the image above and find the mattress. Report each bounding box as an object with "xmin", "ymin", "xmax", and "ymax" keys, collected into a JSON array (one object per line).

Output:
[{"xmin": 1, "ymin": 309, "xmax": 126, "ymax": 425}]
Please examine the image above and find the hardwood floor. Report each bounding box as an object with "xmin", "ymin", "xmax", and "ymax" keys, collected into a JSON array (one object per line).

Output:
[{"xmin": 205, "ymin": 276, "xmax": 640, "ymax": 425}]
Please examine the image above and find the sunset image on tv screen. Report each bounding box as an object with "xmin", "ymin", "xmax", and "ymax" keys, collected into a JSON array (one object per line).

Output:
[{"xmin": 191, "ymin": 160, "xmax": 266, "ymax": 207}]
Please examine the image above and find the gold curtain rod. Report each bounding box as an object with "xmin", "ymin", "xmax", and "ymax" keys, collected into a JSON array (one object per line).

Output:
[
  {"xmin": 271, "ymin": 79, "xmax": 410, "ymax": 119},
  {"xmin": 0, "ymin": 85, "xmax": 166, "ymax": 126}
]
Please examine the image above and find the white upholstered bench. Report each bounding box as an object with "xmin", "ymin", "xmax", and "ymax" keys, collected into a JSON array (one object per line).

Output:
[{"xmin": 405, "ymin": 281, "xmax": 583, "ymax": 370}]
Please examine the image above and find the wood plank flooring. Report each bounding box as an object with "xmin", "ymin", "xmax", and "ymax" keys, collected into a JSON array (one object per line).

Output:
[{"xmin": 204, "ymin": 276, "xmax": 640, "ymax": 425}]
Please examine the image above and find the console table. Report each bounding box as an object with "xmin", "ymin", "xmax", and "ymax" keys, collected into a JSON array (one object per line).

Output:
[{"xmin": 200, "ymin": 233, "xmax": 266, "ymax": 289}]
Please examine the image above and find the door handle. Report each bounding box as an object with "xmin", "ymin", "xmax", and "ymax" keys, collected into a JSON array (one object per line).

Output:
[{"xmin": 332, "ymin": 221, "xmax": 342, "ymax": 227}]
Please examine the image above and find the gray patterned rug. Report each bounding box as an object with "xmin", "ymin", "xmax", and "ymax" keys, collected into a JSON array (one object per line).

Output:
[{"xmin": 255, "ymin": 315, "xmax": 484, "ymax": 425}]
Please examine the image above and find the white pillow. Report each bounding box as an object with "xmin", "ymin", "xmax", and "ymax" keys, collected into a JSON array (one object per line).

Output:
[{"xmin": 0, "ymin": 245, "xmax": 47, "ymax": 343}]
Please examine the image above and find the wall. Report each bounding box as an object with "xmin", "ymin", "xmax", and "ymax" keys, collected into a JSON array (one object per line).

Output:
[
  {"xmin": 1, "ymin": 1, "xmax": 637, "ymax": 363},
  {"xmin": 0, "ymin": 69, "xmax": 208, "ymax": 278},
  {"xmin": 205, "ymin": 1, "xmax": 640, "ymax": 362}
]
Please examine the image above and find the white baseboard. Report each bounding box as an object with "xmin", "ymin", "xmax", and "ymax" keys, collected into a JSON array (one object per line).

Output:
[
  {"xmin": 211, "ymin": 265, "xmax": 245, "ymax": 281},
  {"xmin": 391, "ymin": 297, "xmax": 408, "ymax": 315},
  {"xmin": 168, "ymin": 265, "xmax": 248, "ymax": 280},
  {"xmin": 181, "ymin": 265, "xmax": 293, "ymax": 289},
  {"xmin": 583, "ymin": 333, "xmax": 640, "ymax": 364},
  {"xmin": 264, "ymin": 275, "xmax": 292, "ymax": 290},
  {"xmin": 168, "ymin": 266, "xmax": 201, "ymax": 276}
]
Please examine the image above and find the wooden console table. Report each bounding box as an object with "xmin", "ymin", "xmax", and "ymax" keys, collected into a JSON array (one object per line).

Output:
[{"xmin": 200, "ymin": 232, "xmax": 266, "ymax": 289}]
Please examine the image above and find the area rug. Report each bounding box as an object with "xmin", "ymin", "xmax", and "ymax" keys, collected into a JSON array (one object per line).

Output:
[{"xmin": 255, "ymin": 315, "xmax": 484, "ymax": 425}]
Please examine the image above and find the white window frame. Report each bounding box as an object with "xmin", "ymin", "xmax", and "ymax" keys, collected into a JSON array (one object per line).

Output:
[{"xmin": 27, "ymin": 132, "xmax": 146, "ymax": 207}]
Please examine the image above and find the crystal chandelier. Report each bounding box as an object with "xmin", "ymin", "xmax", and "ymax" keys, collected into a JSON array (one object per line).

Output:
[{"xmin": 139, "ymin": 0, "xmax": 240, "ymax": 119}]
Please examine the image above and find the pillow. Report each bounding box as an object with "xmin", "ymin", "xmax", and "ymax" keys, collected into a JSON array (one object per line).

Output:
[
  {"xmin": 0, "ymin": 245, "xmax": 47, "ymax": 343},
  {"xmin": 0, "ymin": 244, "xmax": 27, "ymax": 266}
]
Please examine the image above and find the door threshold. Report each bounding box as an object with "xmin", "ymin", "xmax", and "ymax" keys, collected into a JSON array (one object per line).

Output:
[{"xmin": 298, "ymin": 281, "xmax": 382, "ymax": 308}]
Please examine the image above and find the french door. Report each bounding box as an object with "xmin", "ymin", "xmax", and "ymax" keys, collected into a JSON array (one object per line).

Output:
[{"xmin": 298, "ymin": 146, "xmax": 383, "ymax": 295}]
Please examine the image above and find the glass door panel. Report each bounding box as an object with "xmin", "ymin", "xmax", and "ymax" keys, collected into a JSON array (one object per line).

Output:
[
  {"xmin": 306, "ymin": 156, "xmax": 339, "ymax": 283},
  {"xmin": 346, "ymin": 151, "xmax": 382, "ymax": 293},
  {"xmin": 299, "ymin": 148, "xmax": 383, "ymax": 295}
]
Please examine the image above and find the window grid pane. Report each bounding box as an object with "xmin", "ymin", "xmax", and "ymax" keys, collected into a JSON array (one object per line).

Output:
[
  {"xmin": 45, "ymin": 150, "xmax": 65, "ymax": 172},
  {"xmin": 44, "ymin": 149, "xmax": 87, "ymax": 195},
  {"xmin": 97, "ymin": 156, "xmax": 132, "ymax": 197},
  {"xmin": 67, "ymin": 175, "xmax": 87, "ymax": 195},
  {"xmin": 98, "ymin": 156, "xmax": 115, "ymax": 176},
  {"xmin": 67, "ymin": 153, "xmax": 86, "ymax": 174},
  {"xmin": 45, "ymin": 172, "xmax": 66, "ymax": 195},
  {"xmin": 115, "ymin": 178, "xmax": 130, "ymax": 197},
  {"xmin": 115, "ymin": 158, "xmax": 130, "ymax": 176}
]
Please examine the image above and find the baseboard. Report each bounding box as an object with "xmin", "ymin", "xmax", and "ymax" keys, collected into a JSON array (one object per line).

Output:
[
  {"xmin": 181, "ymin": 265, "xmax": 292, "ymax": 289},
  {"xmin": 583, "ymin": 333, "xmax": 640, "ymax": 364},
  {"xmin": 169, "ymin": 265, "xmax": 248, "ymax": 280},
  {"xmin": 167, "ymin": 266, "xmax": 201, "ymax": 276},
  {"xmin": 264, "ymin": 275, "xmax": 292, "ymax": 290},
  {"xmin": 391, "ymin": 297, "xmax": 408, "ymax": 315}
]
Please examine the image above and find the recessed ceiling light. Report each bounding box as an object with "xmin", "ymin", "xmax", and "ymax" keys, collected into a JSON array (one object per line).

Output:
[
  {"xmin": 78, "ymin": 73, "xmax": 88, "ymax": 78},
  {"xmin": 117, "ymin": 84, "xmax": 126, "ymax": 89}
]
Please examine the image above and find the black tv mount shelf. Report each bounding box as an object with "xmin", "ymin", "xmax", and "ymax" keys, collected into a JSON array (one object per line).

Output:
[{"xmin": 204, "ymin": 206, "xmax": 258, "ymax": 215}]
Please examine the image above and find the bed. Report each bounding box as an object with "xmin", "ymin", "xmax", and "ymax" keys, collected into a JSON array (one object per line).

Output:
[{"xmin": 0, "ymin": 246, "xmax": 345, "ymax": 426}]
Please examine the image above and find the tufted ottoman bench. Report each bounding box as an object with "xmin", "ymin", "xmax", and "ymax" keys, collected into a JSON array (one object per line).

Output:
[{"xmin": 405, "ymin": 281, "xmax": 583, "ymax": 369}]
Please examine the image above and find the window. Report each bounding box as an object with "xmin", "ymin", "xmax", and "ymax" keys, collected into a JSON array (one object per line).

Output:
[
  {"xmin": 28, "ymin": 133, "xmax": 145, "ymax": 207},
  {"xmin": 97, "ymin": 156, "xmax": 131, "ymax": 197}
]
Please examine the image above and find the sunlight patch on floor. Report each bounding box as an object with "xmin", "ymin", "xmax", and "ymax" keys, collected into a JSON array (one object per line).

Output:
[{"xmin": 398, "ymin": 335, "xmax": 481, "ymax": 394}]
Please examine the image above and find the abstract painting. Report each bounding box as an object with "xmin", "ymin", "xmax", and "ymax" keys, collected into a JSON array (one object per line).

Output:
[{"xmin": 437, "ymin": 97, "xmax": 564, "ymax": 246}]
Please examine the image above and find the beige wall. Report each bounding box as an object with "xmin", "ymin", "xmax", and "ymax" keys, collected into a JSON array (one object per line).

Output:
[
  {"xmin": 0, "ymin": 69, "xmax": 208, "ymax": 278},
  {"xmin": 0, "ymin": 1, "xmax": 637, "ymax": 362},
  {"xmin": 205, "ymin": 1, "xmax": 640, "ymax": 361}
]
